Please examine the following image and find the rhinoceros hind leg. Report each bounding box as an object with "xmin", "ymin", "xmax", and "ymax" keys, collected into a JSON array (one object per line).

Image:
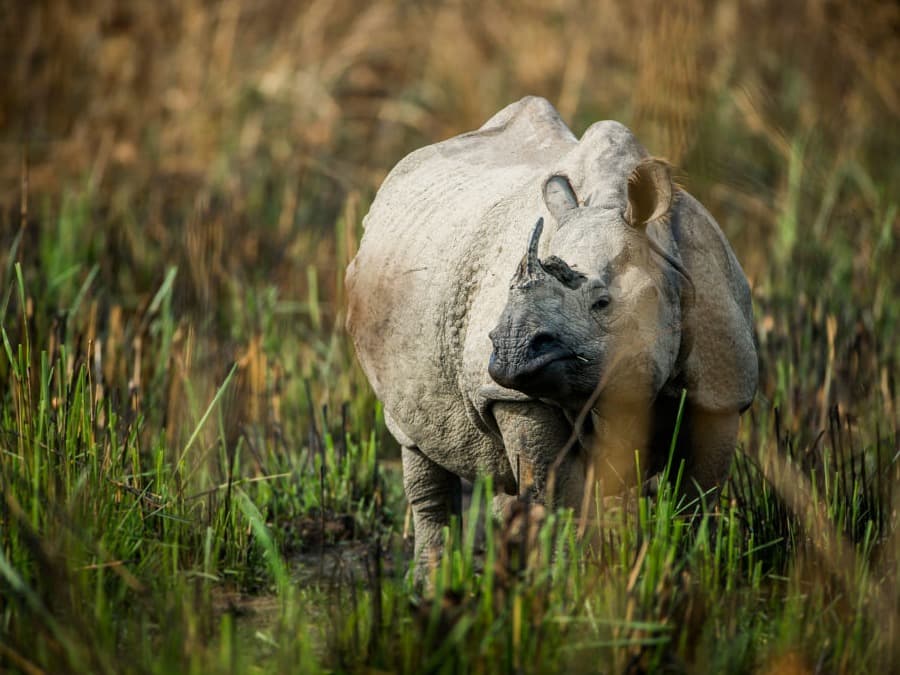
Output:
[{"xmin": 402, "ymin": 446, "xmax": 462, "ymax": 587}]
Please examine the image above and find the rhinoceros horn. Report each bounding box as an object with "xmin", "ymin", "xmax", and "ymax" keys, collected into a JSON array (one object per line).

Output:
[{"xmin": 512, "ymin": 217, "xmax": 546, "ymax": 288}]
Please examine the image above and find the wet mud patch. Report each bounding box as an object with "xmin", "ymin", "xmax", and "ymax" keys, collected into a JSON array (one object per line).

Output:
[
  {"xmin": 290, "ymin": 536, "xmax": 407, "ymax": 588},
  {"xmin": 282, "ymin": 510, "xmax": 361, "ymax": 552}
]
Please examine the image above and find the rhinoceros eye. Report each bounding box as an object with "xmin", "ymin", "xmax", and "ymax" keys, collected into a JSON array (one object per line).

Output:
[{"xmin": 589, "ymin": 281, "xmax": 611, "ymax": 311}]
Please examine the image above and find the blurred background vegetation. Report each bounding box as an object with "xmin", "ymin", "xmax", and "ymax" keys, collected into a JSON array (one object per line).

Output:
[
  {"xmin": 2, "ymin": 1, "xmax": 898, "ymax": 429},
  {"xmin": 1, "ymin": 1, "xmax": 898, "ymax": 672}
]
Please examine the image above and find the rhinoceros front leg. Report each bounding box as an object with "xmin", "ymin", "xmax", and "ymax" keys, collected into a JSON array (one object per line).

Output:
[
  {"xmin": 492, "ymin": 401, "xmax": 585, "ymax": 511},
  {"xmin": 402, "ymin": 446, "xmax": 462, "ymax": 586},
  {"xmin": 590, "ymin": 404, "xmax": 653, "ymax": 499},
  {"xmin": 682, "ymin": 409, "xmax": 739, "ymax": 505}
]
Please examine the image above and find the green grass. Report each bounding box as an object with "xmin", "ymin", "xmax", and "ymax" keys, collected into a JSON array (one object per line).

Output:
[
  {"xmin": 3, "ymin": 189, "xmax": 898, "ymax": 672},
  {"xmin": 2, "ymin": 163, "xmax": 899, "ymax": 673},
  {"xmin": 1, "ymin": 205, "xmax": 897, "ymax": 672}
]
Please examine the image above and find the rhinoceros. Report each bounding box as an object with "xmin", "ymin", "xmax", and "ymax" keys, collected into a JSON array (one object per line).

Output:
[{"xmin": 346, "ymin": 96, "xmax": 757, "ymax": 578}]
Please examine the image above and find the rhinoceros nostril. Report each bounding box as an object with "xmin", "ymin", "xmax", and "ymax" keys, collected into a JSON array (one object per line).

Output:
[{"xmin": 528, "ymin": 332, "xmax": 561, "ymax": 356}]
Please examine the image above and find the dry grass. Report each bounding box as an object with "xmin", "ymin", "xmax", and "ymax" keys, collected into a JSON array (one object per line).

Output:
[
  {"xmin": 3, "ymin": 1, "xmax": 897, "ymax": 428},
  {"xmin": 4, "ymin": 0, "xmax": 897, "ymax": 202}
]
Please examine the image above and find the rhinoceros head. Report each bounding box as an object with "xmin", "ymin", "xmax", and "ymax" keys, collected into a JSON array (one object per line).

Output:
[{"xmin": 488, "ymin": 158, "xmax": 685, "ymax": 412}]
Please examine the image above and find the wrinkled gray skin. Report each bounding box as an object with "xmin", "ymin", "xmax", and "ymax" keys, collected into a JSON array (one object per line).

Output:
[{"xmin": 346, "ymin": 97, "xmax": 757, "ymax": 583}]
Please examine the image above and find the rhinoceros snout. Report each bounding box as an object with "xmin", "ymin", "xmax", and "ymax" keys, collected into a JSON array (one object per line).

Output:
[{"xmin": 488, "ymin": 330, "xmax": 574, "ymax": 391}]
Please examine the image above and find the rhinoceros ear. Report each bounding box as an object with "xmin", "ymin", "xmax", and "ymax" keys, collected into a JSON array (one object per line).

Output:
[
  {"xmin": 625, "ymin": 158, "xmax": 674, "ymax": 228},
  {"xmin": 675, "ymin": 195, "xmax": 759, "ymax": 414},
  {"xmin": 543, "ymin": 175, "xmax": 578, "ymax": 223}
]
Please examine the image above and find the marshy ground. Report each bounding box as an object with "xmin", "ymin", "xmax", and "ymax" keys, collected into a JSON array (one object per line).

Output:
[{"xmin": 1, "ymin": 1, "xmax": 898, "ymax": 672}]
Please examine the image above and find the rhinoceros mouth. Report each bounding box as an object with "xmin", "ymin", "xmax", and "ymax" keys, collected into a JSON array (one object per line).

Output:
[
  {"xmin": 487, "ymin": 347, "xmax": 577, "ymax": 391},
  {"xmin": 522, "ymin": 348, "xmax": 578, "ymax": 372}
]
